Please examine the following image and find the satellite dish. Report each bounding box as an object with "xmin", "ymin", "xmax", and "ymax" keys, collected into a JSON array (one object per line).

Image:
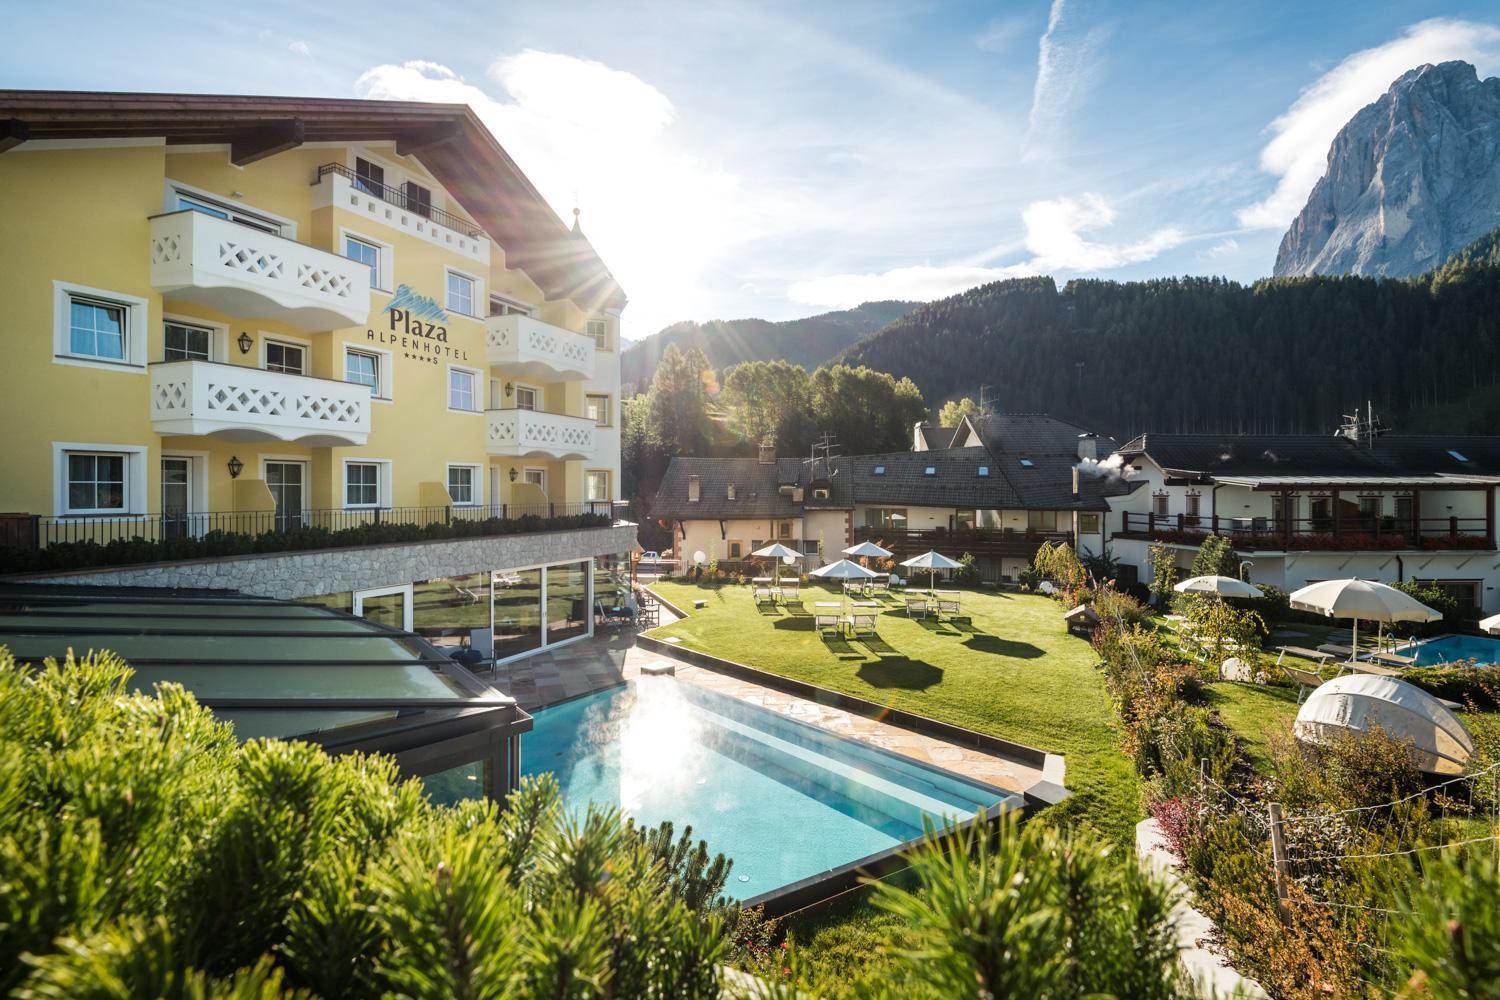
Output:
[
  {"xmin": 692, "ymin": 550, "xmax": 707, "ymax": 565},
  {"xmin": 782, "ymin": 554, "xmax": 796, "ymax": 565}
]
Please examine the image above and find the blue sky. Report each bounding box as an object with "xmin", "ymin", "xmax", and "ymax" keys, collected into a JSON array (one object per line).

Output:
[{"xmin": 7, "ymin": 1, "xmax": 1500, "ymax": 339}]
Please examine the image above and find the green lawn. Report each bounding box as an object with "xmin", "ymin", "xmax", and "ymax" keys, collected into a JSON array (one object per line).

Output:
[
  {"xmin": 648, "ymin": 580, "xmax": 1140, "ymax": 845},
  {"xmin": 1200, "ymin": 681, "xmax": 1302, "ymax": 774}
]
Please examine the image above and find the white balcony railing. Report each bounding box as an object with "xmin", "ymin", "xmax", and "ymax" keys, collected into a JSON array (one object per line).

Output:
[
  {"xmin": 151, "ymin": 360, "xmax": 371, "ymax": 447},
  {"xmin": 485, "ymin": 314, "xmax": 595, "ymax": 381},
  {"xmin": 486, "ymin": 408, "xmax": 595, "ymax": 460},
  {"xmin": 149, "ymin": 210, "xmax": 371, "ymax": 331}
]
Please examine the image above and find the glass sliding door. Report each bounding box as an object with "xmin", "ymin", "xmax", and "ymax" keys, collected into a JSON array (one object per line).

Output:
[
  {"xmin": 546, "ymin": 561, "xmax": 589, "ymax": 644},
  {"xmin": 354, "ymin": 585, "xmax": 413, "ymax": 631},
  {"xmin": 265, "ymin": 461, "xmax": 306, "ymax": 532},
  {"xmin": 493, "ymin": 568, "xmax": 543, "ymax": 660},
  {"xmin": 161, "ymin": 457, "xmax": 191, "ymax": 539}
]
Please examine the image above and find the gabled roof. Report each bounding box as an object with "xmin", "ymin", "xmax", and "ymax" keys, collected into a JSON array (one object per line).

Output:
[
  {"xmin": 1117, "ymin": 433, "xmax": 1500, "ymax": 482},
  {"xmin": 0, "ymin": 89, "xmax": 624, "ymax": 311},
  {"xmin": 915, "ymin": 423, "xmax": 962, "ymax": 450},
  {"xmin": 654, "ymin": 457, "xmax": 853, "ymax": 520},
  {"xmin": 966, "ymin": 413, "xmax": 1125, "ymax": 510},
  {"xmin": 850, "ymin": 448, "xmax": 1022, "ymax": 508}
]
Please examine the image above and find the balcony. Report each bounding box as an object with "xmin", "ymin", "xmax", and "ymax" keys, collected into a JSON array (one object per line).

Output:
[
  {"xmin": 150, "ymin": 360, "xmax": 371, "ymax": 447},
  {"xmin": 311, "ymin": 163, "xmax": 490, "ymax": 264},
  {"xmin": 485, "ymin": 314, "xmax": 595, "ymax": 381},
  {"xmin": 486, "ymin": 408, "xmax": 595, "ymax": 460},
  {"xmin": 1116, "ymin": 512, "xmax": 1495, "ymax": 552},
  {"xmin": 852, "ymin": 525, "xmax": 1073, "ymax": 562},
  {"xmin": 150, "ymin": 210, "xmax": 370, "ymax": 331}
]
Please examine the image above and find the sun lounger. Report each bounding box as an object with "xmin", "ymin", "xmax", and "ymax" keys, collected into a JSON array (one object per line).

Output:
[
  {"xmin": 1344, "ymin": 660, "xmax": 1401, "ymax": 678},
  {"xmin": 753, "ymin": 587, "xmax": 774, "ymax": 607},
  {"xmin": 936, "ymin": 597, "xmax": 961, "ymax": 620},
  {"xmin": 1282, "ymin": 664, "xmax": 1326, "ymax": 703},
  {"xmin": 1276, "ymin": 645, "xmax": 1334, "ymax": 668},
  {"xmin": 779, "ymin": 586, "xmax": 801, "ymax": 603},
  {"xmin": 905, "ymin": 596, "xmax": 928, "ymax": 618},
  {"xmin": 848, "ymin": 613, "xmax": 878, "ymax": 637},
  {"xmin": 815, "ymin": 612, "xmax": 841, "ymax": 637},
  {"xmin": 1369, "ymin": 650, "xmax": 1415, "ymax": 668},
  {"xmin": 1317, "ymin": 643, "xmax": 1356, "ymax": 659}
]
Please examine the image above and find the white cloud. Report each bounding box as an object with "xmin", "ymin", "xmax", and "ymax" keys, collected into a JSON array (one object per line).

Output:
[
  {"xmin": 355, "ymin": 54, "xmax": 749, "ymax": 338},
  {"xmin": 1025, "ymin": 0, "xmax": 1110, "ymax": 157},
  {"xmin": 788, "ymin": 193, "xmax": 1186, "ymax": 308},
  {"xmin": 1206, "ymin": 237, "xmax": 1240, "ymax": 258},
  {"xmin": 288, "ymin": 39, "xmax": 311, "ymax": 57},
  {"xmin": 1238, "ymin": 18, "xmax": 1500, "ymax": 229}
]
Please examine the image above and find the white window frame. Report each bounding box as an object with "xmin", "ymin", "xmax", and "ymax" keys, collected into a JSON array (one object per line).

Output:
[
  {"xmin": 261, "ymin": 333, "xmax": 311, "ymax": 376},
  {"xmin": 444, "ymin": 267, "xmax": 481, "ymax": 318},
  {"xmin": 52, "ymin": 282, "xmax": 149, "ymax": 371},
  {"xmin": 341, "ymin": 458, "xmax": 391, "ymax": 510},
  {"xmin": 585, "ymin": 469, "xmax": 612, "ymax": 502},
  {"xmin": 353, "ymin": 583, "xmax": 414, "ymax": 632},
  {"xmin": 586, "ymin": 393, "xmax": 612, "ymax": 427},
  {"xmin": 52, "ymin": 442, "xmax": 148, "ymax": 516},
  {"xmin": 448, "ymin": 364, "xmax": 481, "ymax": 413},
  {"xmin": 512, "ymin": 382, "xmax": 540, "ymax": 412},
  {"xmin": 446, "ymin": 463, "xmax": 483, "ymax": 507},
  {"xmin": 343, "ymin": 342, "xmax": 393, "ymax": 401},
  {"xmin": 159, "ymin": 449, "xmax": 210, "ymax": 535},
  {"xmin": 165, "ymin": 179, "xmax": 296, "ymax": 238},
  {"xmin": 339, "ymin": 227, "xmax": 393, "ymax": 292},
  {"xmin": 586, "ymin": 317, "xmax": 610, "ymax": 351},
  {"xmin": 488, "ymin": 293, "xmax": 535, "ymax": 317},
  {"xmin": 162, "ymin": 314, "xmax": 228, "ymax": 364},
  {"xmin": 523, "ymin": 467, "xmax": 547, "ymax": 493}
]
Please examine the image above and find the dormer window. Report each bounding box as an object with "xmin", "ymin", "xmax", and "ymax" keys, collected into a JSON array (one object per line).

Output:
[
  {"xmin": 727, "ymin": 483, "xmax": 736, "ymax": 500},
  {"xmin": 813, "ymin": 488, "xmax": 830, "ymax": 500},
  {"xmin": 688, "ymin": 476, "xmax": 700, "ymax": 502}
]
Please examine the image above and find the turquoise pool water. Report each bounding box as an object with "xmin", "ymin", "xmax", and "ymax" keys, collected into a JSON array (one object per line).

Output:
[
  {"xmin": 521, "ymin": 679, "xmax": 1010, "ymax": 901},
  {"xmin": 1406, "ymin": 634, "xmax": 1500, "ymax": 667}
]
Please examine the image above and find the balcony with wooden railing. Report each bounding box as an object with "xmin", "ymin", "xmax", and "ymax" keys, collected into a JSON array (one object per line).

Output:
[
  {"xmin": 1115, "ymin": 511, "xmax": 1495, "ymax": 551},
  {"xmin": 852, "ymin": 525, "xmax": 1073, "ymax": 562}
]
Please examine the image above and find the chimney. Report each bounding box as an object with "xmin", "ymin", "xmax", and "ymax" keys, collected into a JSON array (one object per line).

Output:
[
  {"xmin": 1076, "ymin": 432, "xmax": 1098, "ymax": 462},
  {"xmin": 758, "ymin": 438, "xmax": 776, "ymax": 465},
  {"xmin": 914, "ymin": 421, "xmax": 926, "ymax": 452},
  {"xmin": 1072, "ymin": 467, "xmax": 1080, "ymax": 497}
]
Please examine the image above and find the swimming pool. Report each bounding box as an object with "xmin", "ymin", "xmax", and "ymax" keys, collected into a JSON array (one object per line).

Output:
[
  {"xmin": 1403, "ymin": 634, "xmax": 1500, "ymax": 667},
  {"xmin": 521, "ymin": 678, "xmax": 1015, "ymax": 903}
]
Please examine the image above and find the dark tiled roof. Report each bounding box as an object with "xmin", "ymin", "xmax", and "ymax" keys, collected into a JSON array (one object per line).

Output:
[
  {"xmin": 849, "ymin": 448, "xmax": 1022, "ymax": 507},
  {"xmin": 654, "ymin": 456, "xmax": 854, "ymax": 520},
  {"xmin": 1117, "ymin": 433, "xmax": 1500, "ymax": 480},
  {"xmin": 968, "ymin": 413, "xmax": 1125, "ymax": 510}
]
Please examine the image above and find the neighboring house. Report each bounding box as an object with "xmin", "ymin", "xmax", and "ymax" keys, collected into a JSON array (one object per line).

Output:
[
  {"xmin": 0, "ymin": 90, "xmax": 636, "ymax": 681},
  {"xmin": 654, "ymin": 413, "xmax": 1124, "ymax": 580},
  {"xmin": 1105, "ymin": 432, "xmax": 1500, "ymax": 612}
]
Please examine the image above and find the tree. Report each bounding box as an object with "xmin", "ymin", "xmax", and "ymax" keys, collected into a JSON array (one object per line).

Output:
[
  {"xmin": 1148, "ymin": 542, "xmax": 1178, "ymax": 604},
  {"xmin": 1189, "ymin": 534, "xmax": 1240, "ymax": 579},
  {"xmin": 807, "ymin": 364, "xmax": 928, "ymax": 455},
  {"xmin": 647, "ymin": 343, "xmax": 710, "ymax": 457},
  {"xmin": 722, "ymin": 360, "xmax": 811, "ymax": 448},
  {"xmin": 937, "ymin": 397, "xmax": 982, "ymax": 427}
]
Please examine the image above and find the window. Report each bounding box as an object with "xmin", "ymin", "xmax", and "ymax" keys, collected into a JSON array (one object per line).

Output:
[
  {"xmin": 1019, "ymin": 457, "xmax": 1034, "ymax": 468},
  {"xmin": 1079, "ymin": 512, "xmax": 1102, "ymax": 534},
  {"xmin": 345, "ymin": 462, "xmax": 380, "ymax": 508},
  {"xmin": 448, "ymin": 367, "xmax": 477, "ymax": 411},
  {"xmin": 1185, "ymin": 493, "xmax": 1201, "ymax": 526},
  {"xmin": 1395, "ymin": 495, "xmax": 1415, "ymax": 527},
  {"xmin": 447, "ymin": 465, "xmax": 476, "ymax": 505},
  {"xmin": 924, "ymin": 466, "xmax": 936, "ymax": 476},
  {"xmin": 587, "ymin": 318, "xmax": 609, "ymax": 351},
  {"xmin": 726, "ymin": 483, "xmax": 737, "ymax": 500},
  {"xmin": 586, "ymin": 394, "xmax": 611, "ymax": 427},
  {"xmin": 1028, "ymin": 510, "xmax": 1059, "ymax": 533},
  {"xmin": 488, "ymin": 296, "xmax": 535, "ymax": 318},
  {"xmin": 586, "ymin": 470, "xmax": 610, "ymax": 502},
  {"xmin": 729, "ymin": 542, "xmax": 742, "ymax": 559},
  {"xmin": 1448, "ymin": 450, "xmax": 1471, "ymax": 463},
  {"xmin": 68, "ymin": 297, "xmax": 125, "ymax": 361},
  {"xmin": 163, "ymin": 321, "xmax": 211, "ymax": 362},
  {"xmin": 524, "ymin": 468, "xmax": 546, "ymax": 489},
  {"xmin": 446, "ymin": 271, "xmax": 476, "ymax": 317},
  {"xmin": 513, "ymin": 385, "xmax": 538, "ymax": 411},
  {"xmin": 354, "ymin": 157, "xmax": 385, "ymax": 196},
  {"xmin": 778, "ymin": 521, "xmax": 793, "ymax": 540},
  {"xmin": 404, "ymin": 180, "xmax": 432, "ymax": 218},
  {"xmin": 344, "ymin": 236, "xmax": 381, "ymax": 287},
  {"xmin": 978, "ymin": 466, "xmax": 990, "ymax": 477},
  {"xmin": 345, "ymin": 349, "xmax": 381, "ymax": 394},
  {"xmin": 174, "ymin": 191, "xmax": 282, "ymax": 235},
  {"xmin": 265, "ymin": 341, "xmax": 306, "ymax": 375},
  {"xmin": 873, "ymin": 465, "xmax": 886, "ymax": 476},
  {"xmin": 1359, "ymin": 496, "xmax": 1381, "ymax": 519},
  {"xmin": 1415, "ymin": 579, "xmax": 1480, "ymax": 613},
  {"xmin": 688, "ymin": 476, "xmax": 700, "ymax": 502},
  {"xmin": 865, "ymin": 508, "xmax": 908, "ymax": 530},
  {"xmin": 1153, "ymin": 494, "xmax": 1169, "ymax": 517},
  {"xmin": 266, "ymin": 461, "xmax": 305, "ymax": 531},
  {"xmin": 66, "ymin": 453, "xmax": 126, "ymax": 512}
]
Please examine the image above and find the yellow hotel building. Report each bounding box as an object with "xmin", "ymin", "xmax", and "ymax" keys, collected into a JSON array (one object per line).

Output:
[{"xmin": 0, "ymin": 90, "xmax": 638, "ymax": 664}]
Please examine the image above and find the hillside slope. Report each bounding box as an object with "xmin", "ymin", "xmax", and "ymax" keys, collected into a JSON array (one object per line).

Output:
[
  {"xmin": 621, "ymin": 300, "xmax": 916, "ymax": 389},
  {"xmin": 1274, "ymin": 60, "xmax": 1500, "ymax": 278},
  {"xmin": 837, "ymin": 234, "xmax": 1500, "ymax": 438}
]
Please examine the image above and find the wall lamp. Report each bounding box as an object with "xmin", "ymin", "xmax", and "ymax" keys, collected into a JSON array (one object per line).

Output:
[
  {"xmin": 227, "ymin": 456, "xmax": 244, "ymax": 479},
  {"xmin": 505, "ymin": 381, "xmax": 514, "ymax": 398},
  {"xmin": 237, "ymin": 331, "xmax": 253, "ymax": 355},
  {"xmin": 509, "ymin": 467, "xmax": 519, "ymax": 483}
]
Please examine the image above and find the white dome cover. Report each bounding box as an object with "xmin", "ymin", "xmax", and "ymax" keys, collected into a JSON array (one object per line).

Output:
[{"xmin": 1294, "ymin": 674, "xmax": 1474, "ymax": 775}]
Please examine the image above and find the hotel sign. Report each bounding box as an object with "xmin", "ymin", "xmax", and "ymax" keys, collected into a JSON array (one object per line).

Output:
[{"xmin": 366, "ymin": 284, "xmax": 471, "ymax": 364}]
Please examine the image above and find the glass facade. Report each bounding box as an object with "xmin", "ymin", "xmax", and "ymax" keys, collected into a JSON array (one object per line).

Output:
[
  {"xmin": 421, "ymin": 760, "xmax": 487, "ymax": 806},
  {"xmin": 493, "ymin": 567, "xmax": 544, "ymax": 659},
  {"xmin": 413, "ymin": 572, "xmax": 492, "ymax": 658},
  {"xmin": 546, "ymin": 561, "xmax": 589, "ymax": 643}
]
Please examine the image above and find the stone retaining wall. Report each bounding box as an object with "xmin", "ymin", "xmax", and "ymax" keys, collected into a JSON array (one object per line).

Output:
[{"xmin": 14, "ymin": 524, "xmax": 639, "ymax": 601}]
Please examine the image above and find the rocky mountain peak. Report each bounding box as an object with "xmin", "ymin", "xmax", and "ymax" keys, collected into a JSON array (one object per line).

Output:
[{"xmin": 1273, "ymin": 60, "xmax": 1500, "ymax": 278}]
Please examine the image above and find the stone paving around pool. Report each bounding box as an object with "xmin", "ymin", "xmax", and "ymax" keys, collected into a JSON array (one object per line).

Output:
[{"xmin": 486, "ymin": 621, "xmax": 1053, "ymax": 798}]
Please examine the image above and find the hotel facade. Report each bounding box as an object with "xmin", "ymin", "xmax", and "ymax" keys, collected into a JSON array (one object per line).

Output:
[{"xmin": 0, "ymin": 91, "xmax": 636, "ymax": 671}]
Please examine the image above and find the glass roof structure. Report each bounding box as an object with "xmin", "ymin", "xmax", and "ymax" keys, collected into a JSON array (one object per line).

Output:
[{"xmin": 0, "ymin": 585, "xmax": 531, "ymax": 793}]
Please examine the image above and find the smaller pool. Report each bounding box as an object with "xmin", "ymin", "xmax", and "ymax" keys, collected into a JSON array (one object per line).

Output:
[{"xmin": 1403, "ymin": 634, "xmax": 1500, "ymax": 668}]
